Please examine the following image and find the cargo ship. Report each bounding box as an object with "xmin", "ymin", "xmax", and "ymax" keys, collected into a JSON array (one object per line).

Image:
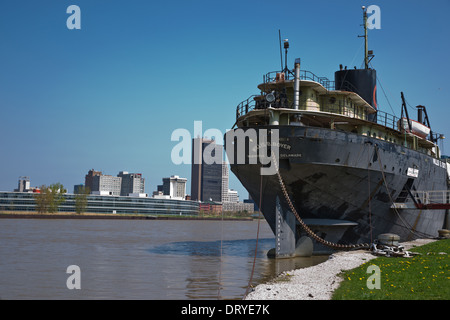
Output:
[{"xmin": 224, "ymin": 7, "xmax": 449, "ymax": 257}]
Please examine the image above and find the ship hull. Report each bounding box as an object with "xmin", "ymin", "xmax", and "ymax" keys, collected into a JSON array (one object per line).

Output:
[{"xmin": 225, "ymin": 125, "xmax": 448, "ymax": 246}]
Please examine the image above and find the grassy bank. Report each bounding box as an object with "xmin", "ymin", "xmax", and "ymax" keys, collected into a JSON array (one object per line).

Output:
[{"xmin": 332, "ymin": 239, "xmax": 450, "ymax": 300}]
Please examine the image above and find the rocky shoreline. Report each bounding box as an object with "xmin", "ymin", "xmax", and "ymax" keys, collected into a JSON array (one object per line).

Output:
[{"xmin": 245, "ymin": 239, "xmax": 436, "ymax": 300}]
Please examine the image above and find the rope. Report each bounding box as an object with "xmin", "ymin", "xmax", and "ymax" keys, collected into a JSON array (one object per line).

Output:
[
  {"xmin": 217, "ymin": 201, "xmax": 224, "ymax": 299},
  {"xmin": 374, "ymin": 145, "xmax": 434, "ymax": 239},
  {"xmin": 368, "ymin": 147, "xmax": 373, "ymax": 243},
  {"xmin": 243, "ymin": 170, "xmax": 264, "ymax": 299},
  {"xmin": 271, "ymin": 152, "xmax": 370, "ymax": 250}
]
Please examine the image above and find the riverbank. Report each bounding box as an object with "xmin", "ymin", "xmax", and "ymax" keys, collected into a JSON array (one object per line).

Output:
[
  {"xmin": 0, "ymin": 211, "xmax": 254, "ymax": 221},
  {"xmin": 245, "ymin": 238, "xmax": 439, "ymax": 300}
]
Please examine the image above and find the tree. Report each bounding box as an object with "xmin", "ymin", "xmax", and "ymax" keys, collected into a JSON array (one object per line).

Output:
[
  {"xmin": 48, "ymin": 183, "xmax": 67, "ymax": 213},
  {"xmin": 34, "ymin": 185, "xmax": 51, "ymax": 213},
  {"xmin": 34, "ymin": 183, "xmax": 67, "ymax": 213},
  {"xmin": 74, "ymin": 186, "xmax": 90, "ymax": 214}
]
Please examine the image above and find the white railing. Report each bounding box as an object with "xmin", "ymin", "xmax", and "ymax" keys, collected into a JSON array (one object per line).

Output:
[{"xmin": 413, "ymin": 190, "xmax": 450, "ymax": 206}]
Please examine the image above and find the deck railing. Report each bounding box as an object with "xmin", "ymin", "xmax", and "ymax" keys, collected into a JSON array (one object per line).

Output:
[
  {"xmin": 413, "ymin": 190, "xmax": 450, "ymax": 206},
  {"xmin": 236, "ymin": 95, "xmax": 402, "ymax": 133},
  {"xmin": 263, "ymin": 70, "xmax": 335, "ymax": 91}
]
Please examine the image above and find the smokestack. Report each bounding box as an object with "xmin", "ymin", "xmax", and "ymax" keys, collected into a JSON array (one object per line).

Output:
[{"xmin": 294, "ymin": 58, "xmax": 301, "ymax": 110}]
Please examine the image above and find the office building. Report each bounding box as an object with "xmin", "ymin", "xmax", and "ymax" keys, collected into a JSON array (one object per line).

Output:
[
  {"xmin": 84, "ymin": 169, "xmax": 146, "ymax": 197},
  {"xmin": 73, "ymin": 184, "xmax": 85, "ymax": 194},
  {"xmin": 221, "ymin": 163, "xmax": 229, "ymax": 203},
  {"xmin": 227, "ymin": 189, "xmax": 239, "ymax": 203},
  {"xmin": 162, "ymin": 175, "xmax": 187, "ymax": 199},
  {"xmin": 85, "ymin": 169, "xmax": 102, "ymax": 192},
  {"xmin": 191, "ymin": 138, "xmax": 223, "ymax": 202},
  {"xmin": 222, "ymin": 201, "xmax": 255, "ymax": 213},
  {"xmin": 16, "ymin": 176, "xmax": 31, "ymax": 192},
  {"xmin": 118, "ymin": 171, "xmax": 145, "ymax": 196},
  {"xmin": 91, "ymin": 174, "xmax": 122, "ymax": 196},
  {"xmin": 0, "ymin": 191, "xmax": 199, "ymax": 216}
]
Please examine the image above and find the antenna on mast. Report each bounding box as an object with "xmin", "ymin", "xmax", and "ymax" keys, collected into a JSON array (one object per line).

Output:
[
  {"xmin": 278, "ymin": 30, "xmax": 283, "ymax": 71},
  {"xmin": 283, "ymin": 38, "xmax": 289, "ymax": 73}
]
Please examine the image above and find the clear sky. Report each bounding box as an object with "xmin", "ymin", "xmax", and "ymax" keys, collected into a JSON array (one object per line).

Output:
[{"xmin": 1, "ymin": 0, "xmax": 449, "ymax": 198}]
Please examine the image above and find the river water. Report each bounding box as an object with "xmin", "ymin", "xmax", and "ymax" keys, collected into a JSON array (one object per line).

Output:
[{"xmin": 0, "ymin": 218, "xmax": 327, "ymax": 300}]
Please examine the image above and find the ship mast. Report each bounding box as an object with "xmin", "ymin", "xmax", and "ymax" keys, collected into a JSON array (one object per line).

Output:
[{"xmin": 359, "ymin": 6, "xmax": 369, "ymax": 69}]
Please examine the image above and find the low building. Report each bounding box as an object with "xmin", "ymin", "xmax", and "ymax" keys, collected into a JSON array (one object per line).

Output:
[
  {"xmin": 222, "ymin": 202, "xmax": 255, "ymax": 213},
  {"xmin": 199, "ymin": 200, "xmax": 222, "ymax": 215},
  {"xmin": 227, "ymin": 189, "xmax": 239, "ymax": 203},
  {"xmin": 0, "ymin": 191, "xmax": 199, "ymax": 216},
  {"xmin": 73, "ymin": 184, "xmax": 85, "ymax": 194}
]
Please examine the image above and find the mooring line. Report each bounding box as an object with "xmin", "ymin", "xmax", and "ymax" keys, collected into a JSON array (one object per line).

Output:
[
  {"xmin": 243, "ymin": 169, "xmax": 264, "ymax": 299},
  {"xmin": 217, "ymin": 202, "xmax": 225, "ymax": 299}
]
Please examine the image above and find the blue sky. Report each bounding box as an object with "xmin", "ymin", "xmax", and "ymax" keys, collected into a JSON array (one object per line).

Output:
[{"xmin": 1, "ymin": 0, "xmax": 449, "ymax": 198}]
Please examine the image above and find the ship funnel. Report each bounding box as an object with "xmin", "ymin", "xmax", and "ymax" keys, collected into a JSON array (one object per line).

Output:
[
  {"xmin": 293, "ymin": 58, "xmax": 301, "ymax": 110},
  {"xmin": 335, "ymin": 68, "xmax": 377, "ymax": 121}
]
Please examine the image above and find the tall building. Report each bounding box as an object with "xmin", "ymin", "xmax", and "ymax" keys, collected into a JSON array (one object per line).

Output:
[
  {"xmin": 162, "ymin": 175, "xmax": 187, "ymax": 199},
  {"xmin": 92, "ymin": 175, "xmax": 122, "ymax": 196},
  {"xmin": 191, "ymin": 138, "xmax": 223, "ymax": 202},
  {"xmin": 85, "ymin": 169, "xmax": 102, "ymax": 192},
  {"xmin": 84, "ymin": 169, "xmax": 146, "ymax": 197},
  {"xmin": 118, "ymin": 171, "xmax": 145, "ymax": 196},
  {"xmin": 221, "ymin": 163, "xmax": 229, "ymax": 203},
  {"xmin": 16, "ymin": 176, "xmax": 30, "ymax": 192}
]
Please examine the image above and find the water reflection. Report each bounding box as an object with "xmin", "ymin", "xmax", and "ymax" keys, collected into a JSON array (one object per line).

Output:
[
  {"xmin": 148, "ymin": 238, "xmax": 274, "ymax": 257},
  {"xmin": 0, "ymin": 219, "xmax": 328, "ymax": 300}
]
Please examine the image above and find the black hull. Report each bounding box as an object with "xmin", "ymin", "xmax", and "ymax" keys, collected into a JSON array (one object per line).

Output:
[{"xmin": 225, "ymin": 125, "xmax": 448, "ymax": 246}]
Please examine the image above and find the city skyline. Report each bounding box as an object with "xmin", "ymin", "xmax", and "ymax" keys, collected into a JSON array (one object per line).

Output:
[
  {"xmin": 9, "ymin": 166, "xmax": 246, "ymax": 202},
  {"xmin": 1, "ymin": 1, "xmax": 449, "ymax": 199}
]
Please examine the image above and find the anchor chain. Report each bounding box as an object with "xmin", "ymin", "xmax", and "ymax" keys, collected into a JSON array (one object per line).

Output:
[
  {"xmin": 272, "ymin": 152, "xmax": 370, "ymax": 250},
  {"xmin": 370, "ymin": 240, "xmax": 419, "ymax": 258}
]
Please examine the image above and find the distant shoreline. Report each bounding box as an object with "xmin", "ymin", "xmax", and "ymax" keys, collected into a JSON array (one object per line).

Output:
[{"xmin": 0, "ymin": 211, "xmax": 254, "ymax": 221}]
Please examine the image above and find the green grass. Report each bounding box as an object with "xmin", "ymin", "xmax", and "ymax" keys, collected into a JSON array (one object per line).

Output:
[{"xmin": 332, "ymin": 239, "xmax": 450, "ymax": 300}]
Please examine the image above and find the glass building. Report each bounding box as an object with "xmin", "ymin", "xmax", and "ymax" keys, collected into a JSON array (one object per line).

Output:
[
  {"xmin": 0, "ymin": 192, "xmax": 199, "ymax": 216},
  {"xmin": 191, "ymin": 138, "xmax": 223, "ymax": 202}
]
